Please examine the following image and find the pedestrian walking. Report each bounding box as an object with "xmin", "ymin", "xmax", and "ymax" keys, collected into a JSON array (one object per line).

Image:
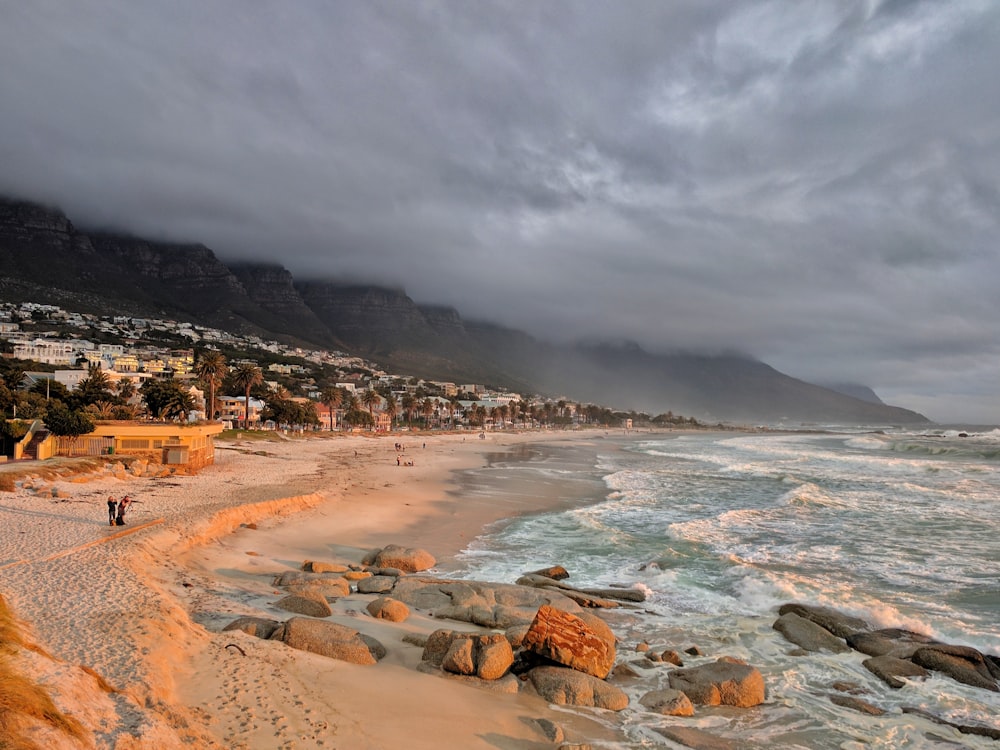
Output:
[{"xmin": 107, "ymin": 496, "xmax": 117, "ymax": 526}]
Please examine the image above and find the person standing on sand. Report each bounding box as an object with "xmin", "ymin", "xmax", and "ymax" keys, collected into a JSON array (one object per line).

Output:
[
  {"xmin": 116, "ymin": 495, "xmax": 131, "ymax": 526},
  {"xmin": 107, "ymin": 496, "xmax": 117, "ymax": 526}
]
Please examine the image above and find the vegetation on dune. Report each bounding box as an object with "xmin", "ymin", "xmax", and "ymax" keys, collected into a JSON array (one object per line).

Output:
[{"xmin": 0, "ymin": 593, "xmax": 87, "ymax": 750}]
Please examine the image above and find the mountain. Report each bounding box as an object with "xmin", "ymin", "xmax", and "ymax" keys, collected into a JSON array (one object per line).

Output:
[{"xmin": 0, "ymin": 196, "xmax": 929, "ymax": 424}]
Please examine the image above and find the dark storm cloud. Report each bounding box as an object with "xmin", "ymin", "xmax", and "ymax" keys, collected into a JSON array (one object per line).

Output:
[{"xmin": 1, "ymin": 0, "xmax": 999, "ymax": 422}]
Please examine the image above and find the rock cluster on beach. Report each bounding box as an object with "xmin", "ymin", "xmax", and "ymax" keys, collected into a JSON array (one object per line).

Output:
[
  {"xmin": 772, "ymin": 602, "xmax": 1000, "ymax": 739},
  {"xmin": 221, "ymin": 541, "xmax": 774, "ymax": 749},
  {"xmin": 218, "ymin": 543, "xmax": 1000, "ymax": 746}
]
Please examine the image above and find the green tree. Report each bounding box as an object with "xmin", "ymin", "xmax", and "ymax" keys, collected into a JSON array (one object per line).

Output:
[
  {"xmin": 73, "ymin": 366, "xmax": 114, "ymax": 408},
  {"xmin": 401, "ymin": 393, "xmax": 416, "ymax": 425},
  {"xmin": 194, "ymin": 350, "xmax": 228, "ymax": 421},
  {"xmin": 361, "ymin": 389, "xmax": 380, "ymax": 419},
  {"xmin": 320, "ymin": 386, "xmax": 343, "ymax": 431},
  {"xmin": 44, "ymin": 402, "xmax": 95, "ymax": 456},
  {"xmin": 383, "ymin": 393, "xmax": 398, "ymax": 428},
  {"xmin": 231, "ymin": 363, "xmax": 264, "ymax": 429},
  {"xmin": 141, "ymin": 378, "xmax": 193, "ymax": 420}
]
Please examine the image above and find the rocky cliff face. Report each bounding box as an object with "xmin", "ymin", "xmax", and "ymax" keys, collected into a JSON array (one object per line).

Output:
[
  {"xmin": 0, "ymin": 194, "xmax": 930, "ymax": 423},
  {"xmin": 229, "ymin": 263, "xmax": 339, "ymax": 346},
  {"xmin": 296, "ymin": 282, "xmax": 436, "ymax": 349},
  {"xmin": 0, "ymin": 198, "xmax": 107, "ymax": 290}
]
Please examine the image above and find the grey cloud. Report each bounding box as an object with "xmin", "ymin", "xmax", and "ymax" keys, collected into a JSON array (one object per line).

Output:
[{"xmin": 1, "ymin": 0, "xmax": 999, "ymax": 422}]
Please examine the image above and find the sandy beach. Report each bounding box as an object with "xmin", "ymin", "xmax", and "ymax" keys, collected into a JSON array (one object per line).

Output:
[{"xmin": 0, "ymin": 429, "xmax": 625, "ymax": 749}]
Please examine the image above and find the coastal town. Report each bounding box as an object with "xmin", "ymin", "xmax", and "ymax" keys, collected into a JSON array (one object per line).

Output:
[{"xmin": 0, "ymin": 299, "xmax": 694, "ymax": 458}]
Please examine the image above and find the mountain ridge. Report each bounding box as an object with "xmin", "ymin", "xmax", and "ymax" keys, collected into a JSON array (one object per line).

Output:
[{"xmin": 0, "ymin": 195, "xmax": 928, "ymax": 424}]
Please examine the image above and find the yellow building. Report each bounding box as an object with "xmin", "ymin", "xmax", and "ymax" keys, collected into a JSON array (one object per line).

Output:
[{"xmin": 53, "ymin": 422, "xmax": 224, "ymax": 469}]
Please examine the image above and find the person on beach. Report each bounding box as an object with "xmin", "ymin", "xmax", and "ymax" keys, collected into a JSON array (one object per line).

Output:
[
  {"xmin": 116, "ymin": 495, "xmax": 131, "ymax": 526},
  {"xmin": 107, "ymin": 496, "xmax": 117, "ymax": 526}
]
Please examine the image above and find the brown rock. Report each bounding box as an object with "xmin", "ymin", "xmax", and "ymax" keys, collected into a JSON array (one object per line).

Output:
[
  {"xmin": 523, "ymin": 605, "xmax": 616, "ymax": 679},
  {"xmin": 773, "ymin": 612, "xmax": 850, "ymax": 653},
  {"xmin": 422, "ymin": 629, "xmax": 458, "ymax": 666},
  {"xmin": 476, "ymin": 633, "xmax": 515, "ymax": 680},
  {"xmin": 443, "ymin": 637, "xmax": 477, "ymax": 676},
  {"xmin": 363, "ymin": 544, "xmax": 436, "ymax": 573},
  {"xmin": 274, "ymin": 593, "xmax": 332, "ymax": 618},
  {"xmin": 862, "ymin": 655, "xmax": 929, "ymax": 689},
  {"xmin": 668, "ymin": 658, "xmax": 766, "ymax": 708},
  {"xmin": 829, "ymin": 694, "xmax": 885, "ymax": 715},
  {"xmin": 777, "ymin": 602, "xmax": 870, "ymax": 639},
  {"xmin": 277, "ymin": 617, "xmax": 386, "ymax": 665},
  {"xmin": 356, "ymin": 575, "xmax": 396, "ymax": 594},
  {"xmin": 639, "ymin": 688, "xmax": 695, "ymax": 716},
  {"xmin": 846, "ymin": 628, "xmax": 936, "ymax": 658},
  {"xmin": 302, "ymin": 560, "xmax": 349, "ymax": 574},
  {"xmin": 221, "ymin": 616, "xmax": 282, "ymax": 639},
  {"xmin": 366, "ymin": 596, "xmax": 410, "ymax": 622},
  {"xmin": 528, "ymin": 666, "xmax": 628, "ymax": 711},
  {"xmin": 525, "ymin": 565, "xmax": 570, "ymax": 580},
  {"xmin": 912, "ymin": 645, "xmax": 999, "ymax": 692}
]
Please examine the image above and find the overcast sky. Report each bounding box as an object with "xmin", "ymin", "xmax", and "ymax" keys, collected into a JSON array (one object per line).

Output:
[{"xmin": 2, "ymin": 1, "xmax": 998, "ymax": 423}]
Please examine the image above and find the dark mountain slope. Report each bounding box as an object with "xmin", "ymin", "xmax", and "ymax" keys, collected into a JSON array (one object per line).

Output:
[{"xmin": 0, "ymin": 195, "xmax": 929, "ymax": 424}]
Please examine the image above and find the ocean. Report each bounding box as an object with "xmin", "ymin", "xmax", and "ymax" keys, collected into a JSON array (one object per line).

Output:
[{"xmin": 445, "ymin": 427, "xmax": 1000, "ymax": 748}]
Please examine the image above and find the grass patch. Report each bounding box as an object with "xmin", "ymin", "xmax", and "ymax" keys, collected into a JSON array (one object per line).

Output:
[{"xmin": 0, "ymin": 594, "xmax": 87, "ymax": 749}]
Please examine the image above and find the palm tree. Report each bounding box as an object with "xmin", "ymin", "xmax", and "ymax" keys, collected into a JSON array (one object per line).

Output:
[
  {"xmin": 320, "ymin": 386, "xmax": 343, "ymax": 431},
  {"xmin": 420, "ymin": 397, "xmax": 435, "ymax": 427},
  {"xmin": 194, "ymin": 350, "xmax": 227, "ymax": 421},
  {"xmin": 361, "ymin": 388, "xmax": 380, "ymax": 419},
  {"xmin": 401, "ymin": 393, "xmax": 417, "ymax": 426},
  {"xmin": 383, "ymin": 393, "xmax": 398, "ymax": 428},
  {"xmin": 447, "ymin": 397, "xmax": 460, "ymax": 428},
  {"xmin": 231, "ymin": 362, "xmax": 263, "ymax": 429}
]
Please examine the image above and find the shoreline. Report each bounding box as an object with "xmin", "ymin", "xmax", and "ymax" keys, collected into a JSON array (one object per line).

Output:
[{"xmin": 0, "ymin": 428, "xmax": 651, "ymax": 748}]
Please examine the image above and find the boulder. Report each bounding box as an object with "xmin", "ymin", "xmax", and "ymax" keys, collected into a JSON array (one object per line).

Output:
[
  {"xmin": 773, "ymin": 612, "xmax": 850, "ymax": 653},
  {"xmin": 527, "ymin": 666, "xmax": 628, "ymax": 711},
  {"xmin": 422, "ymin": 629, "xmax": 459, "ymax": 667},
  {"xmin": 302, "ymin": 560, "xmax": 349, "ymax": 574},
  {"xmin": 366, "ymin": 597, "xmax": 410, "ymax": 622},
  {"xmin": 286, "ymin": 579, "xmax": 350, "ymax": 599},
  {"xmin": 639, "ymin": 688, "xmax": 695, "ymax": 716},
  {"xmin": 274, "ymin": 593, "xmax": 332, "ymax": 618},
  {"xmin": 443, "ymin": 637, "xmax": 476, "ymax": 675},
  {"xmin": 525, "ymin": 565, "xmax": 570, "ymax": 580},
  {"xmin": 522, "ymin": 605, "xmax": 616, "ymax": 679},
  {"xmin": 668, "ymin": 658, "xmax": 766, "ymax": 708},
  {"xmin": 515, "ymin": 574, "xmax": 644, "ymax": 605},
  {"xmin": 221, "ymin": 616, "xmax": 282, "ymax": 639},
  {"xmin": 356, "ymin": 575, "xmax": 396, "ymax": 594},
  {"xmin": 423, "ymin": 630, "xmax": 514, "ymax": 680},
  {"xmin": 415, "ymin": 662, "xmax": 522, "ymax": 694},
  {"xmin": 846, "ymin": 628, "xmax": 936, "ymax": 658},
  {"xmin": 273, "ymin": 571, "xmax": 350, "ymax": 592},
  {"xmin": 862, "ymin": 655, "xmax": 929, "ymax": 689},
  {"xmin": 362, "ymin": 544, "xmax": 436, "ymax": 573},
  {"xmin": 391, "ymin": 577, "xmax": 583, "ymax": 629},
  {"xmin": 777, "ymin": 603, "xmax": 870, "ymax": 639},
  {"xmin": 911, "ymin": 645, "xmax": 999, "ymax": 692},
  {"xmin": 276, "ymin": 617, "xmax": 386, "ymax": 665},
  {"xmin": 476, "ymin": 633, "xmax": 515, "ymax": 680}
]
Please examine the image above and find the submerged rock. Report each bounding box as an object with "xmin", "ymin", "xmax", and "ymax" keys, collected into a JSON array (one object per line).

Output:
[
  {"xmin": 777, "ymin": 602, "xmax": 870, "ymax": 639},
  {"xmin": 862, "ymin": 655, "xmax": 930, "ymax": 689},
  {"xmin": 639, "ymin": 688, "xmax": 694, "ymax": 716},
  {"xmin": 911, "ymin": 645, "xmax": 999, "ymax": 692},
  {"xmin": 773, "ymin": 612, "xmax": 850, "ymax": 653}
]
